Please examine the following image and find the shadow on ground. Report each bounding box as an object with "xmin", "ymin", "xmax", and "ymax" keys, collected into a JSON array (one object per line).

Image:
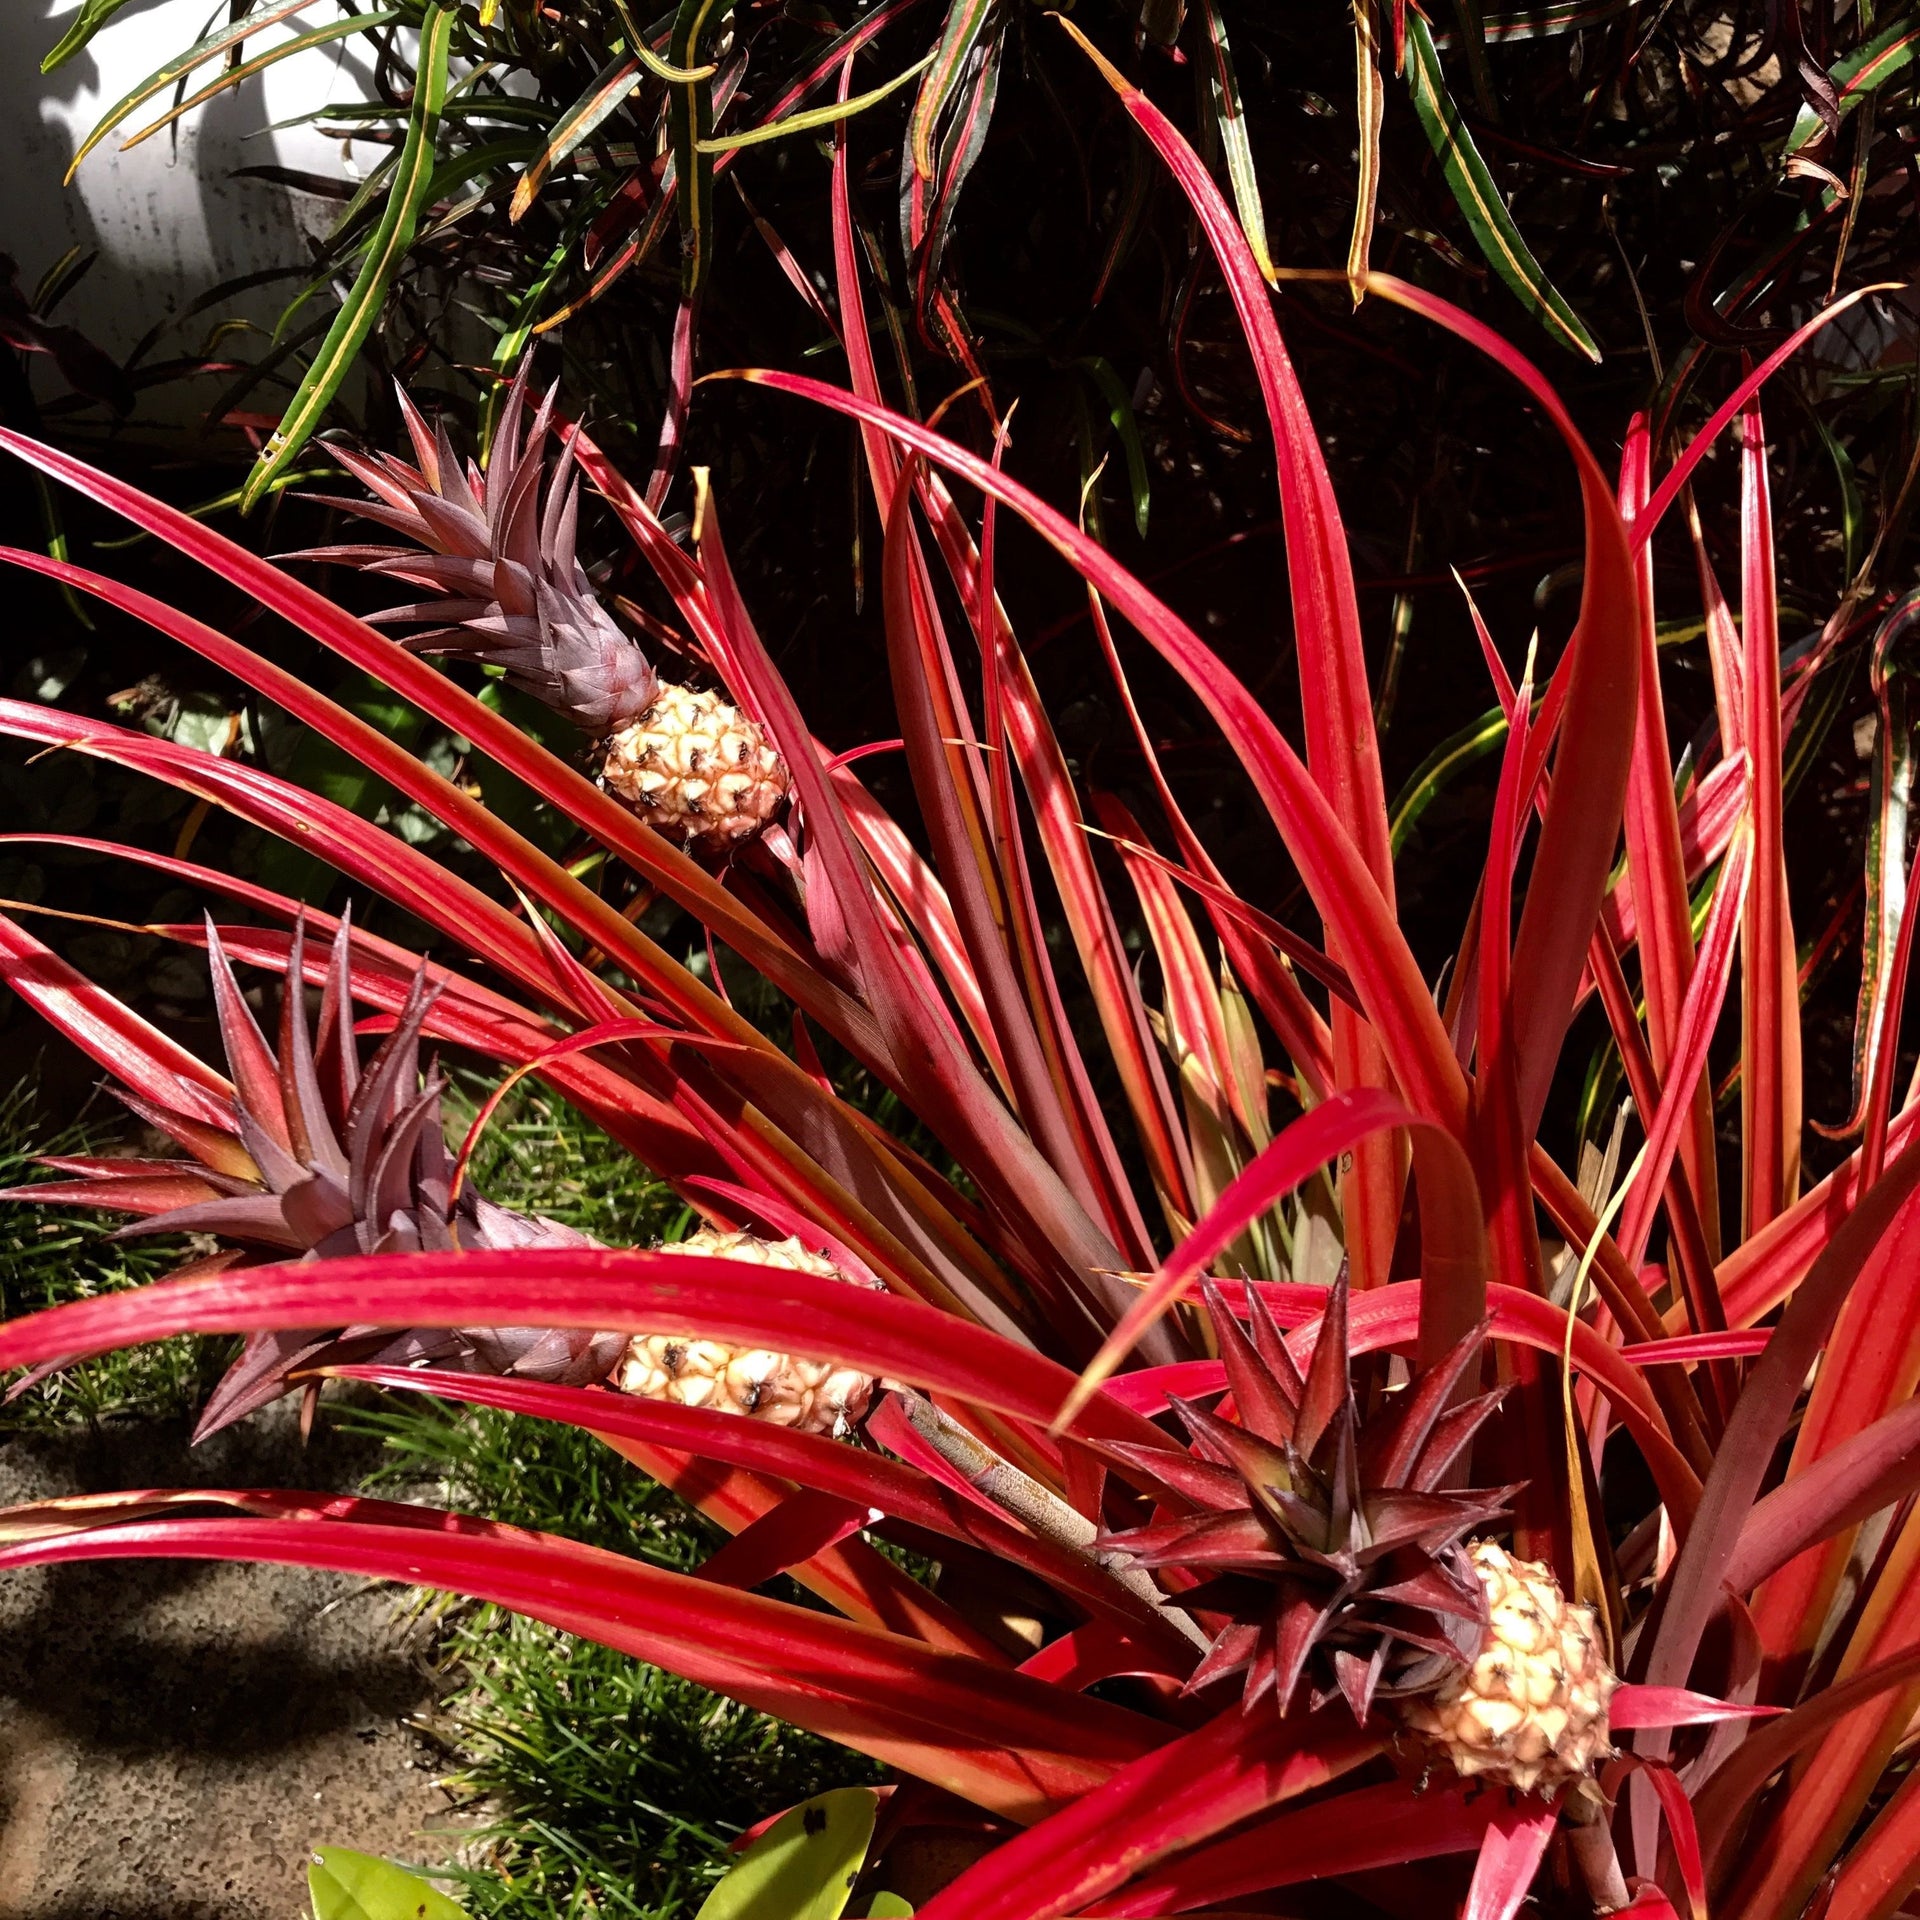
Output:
[{"xmin": 0, "ymin": 1400, "xmax": 467, "ymax": 1919}]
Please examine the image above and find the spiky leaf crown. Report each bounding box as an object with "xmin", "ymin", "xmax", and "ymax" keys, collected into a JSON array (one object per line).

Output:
[
  {"xmin": 0, "ymin": 916, "xmax": 618, "ymax": 1437},
  {"xmin": 1100, "ymin": 1274, "xmax": 1514, "ymax": 1727},
  {"xmin": 295, "ymin": 372, "xmax": 660, "ymax": 734}
]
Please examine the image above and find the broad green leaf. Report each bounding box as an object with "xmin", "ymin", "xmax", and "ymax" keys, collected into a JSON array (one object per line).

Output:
[
  {"xmin": 1198, "ymin": 0, "xmax": 1277, "ymax": 287},
  {"xmin": 241, "ymin": 0, "xmax": 456, "ymax": 508},
  {"xmin": 42, "ymin": 0, "xmax": 136, "ymax": 73},
  {"xmin": 694, "ymin": 1788, "xmax": 878, "ymax": 1920},
  {"xmin": 308, "ymin": 1845, "xmax": 466, "ymax": 1920},
  {"xmin": 1403, "ymin": 14, "xmax": 1600, "ymax": 361},
  {"xmin": 65, "ymin": 0, "xmax": 317, "ymax": 178},
  {"xmin": 1786, "ymin": 19, "xmax": 1920, "ymax": 154}
]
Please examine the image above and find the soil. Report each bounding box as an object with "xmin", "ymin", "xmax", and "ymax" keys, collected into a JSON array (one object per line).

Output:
[{"xmin": 0, "ymin": 1403, "xmax": 467, "ymax": 1920}]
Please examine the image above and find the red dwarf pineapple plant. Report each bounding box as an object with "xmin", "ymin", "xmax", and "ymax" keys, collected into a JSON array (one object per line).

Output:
[{"xmin": 3, "ymin": 36, "xmax": 1920, "ymax": 1920}]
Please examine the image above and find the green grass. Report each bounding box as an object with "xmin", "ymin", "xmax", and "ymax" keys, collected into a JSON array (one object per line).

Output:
[
  {"xmin": 0, "ymin": 1079, "xmax": 228, "ymax": 1428},
  {"xmin": 357, "ymin": 1396, "xmax": 877, "ymax": 1920},
  {"xmin": 394, "ymin": 1083, "xmax": 875, "ymax": 1918},
  {"xmin": 1, "ymin": 1074, "xmax": 873, "ymax": 1918}
]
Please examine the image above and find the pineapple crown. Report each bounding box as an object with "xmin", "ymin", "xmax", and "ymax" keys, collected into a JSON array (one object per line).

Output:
[
  {"xmin": 0, "ymin": 915, "xmax": 619, "ymax": 1438},
  {"xmin": 1099, "ymin": 1271, "xmax": 1515, "ymax": 1727},
  {"xmin": 293, "ymin": 367, "xmax": 660, "ymax": 734}
]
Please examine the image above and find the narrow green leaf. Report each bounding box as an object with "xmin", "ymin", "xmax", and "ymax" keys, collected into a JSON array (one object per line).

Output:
[
  {"xmin": 1346, "ymin": 0, "xmax": 1384, "ymax": 296},
  {"xmin": 1403, "ymin": 14, "xmax": 1600, "ymax": 361},
  {"xmin": 510, "ymin": 49, "xmax": 642, "ymax": 222},
  {"xmin": 483, "ymin": 178, "xmax": 621, "ymax": 442},
  {"xmin": 1078, "ymin": 357, "xmax": 1151, "ymax": 538},
  {"xmin": 241, "ymin": 0, "xmax": 456, "ymax": 510},
  {"xmin": 693, "ymin": 1788, "xmax": 878, "ymax": 1920},
  {"xmin": 1786, "ymin": 19, "xmax": 1920, "ymax": 154},
  {"xmin": 910, "ymin": 0, "xmax": 998, "ymax": 181},
  {"xmin": 696, "ymin": 51, "xmax": 937, "ymax": 154},
  {"xmin": 1389, "ymin": 704, "xmax": 1512, "ymax": 855},
  {"xmin": 42, "ymin": 0, "xmax": 135, "ymax": 73},
  {"xmin": 667, "ymin": 0, "xmax": 741, "ymax": 296},
  {"xmin": 1198, "ymin": 0, "xmax": 1277, "ymax": 286},
  {"xmin": 64, "ymin": 0, "xmax": 316, "ymax": 179},
  {"xmin": 120, "ymin": 12, "xmax": 404, "ymax": 155},
  {"xmin": 307, "ymin": 1845, "xmax": 466, "ymax": 1920}
]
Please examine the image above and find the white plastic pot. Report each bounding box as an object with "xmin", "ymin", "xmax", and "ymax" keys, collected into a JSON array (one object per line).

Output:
[{"xmin": 8, "ymin": 0, "xmax": 368, "ymax": 419}]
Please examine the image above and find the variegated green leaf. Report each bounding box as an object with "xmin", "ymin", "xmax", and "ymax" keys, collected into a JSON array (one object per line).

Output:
[
  {"xmin": 1390, "ymin": 703, "xmax": 1512, "ymax": 855},
  {"xmin": 241, "ymin": 0, "xmax": 456, "ymax": 510},
  {"xmin": 64, "ymin": 0, "xmax": 317, "ymax": 180},
  {"xmin": 667, "ymin": 0, "xmax": 741, "ymax": 295},
  {"xmin": 1786, "ymin": 18, "xmax": 1920, "ymax": 154},
  {"xmin": 511, "ymin": 49, "xmax": 642, "ymax": 223},
  {"xmin": 1198, "ymin": 0, "xmax": 1277, "ymax": 287},
  {"xmin": 697, "ymin": 52, "xmax": 937, "ymax": 155},
  {"xmin": 1347, "ymin": 0, "xmax": 1384, "ymax": 296},
  {"xmin": 911, "ymin": 0, "xmax": 998, "ymax": 181},
  {"xmin": 119, "ymin": 12, "xmax": 404, "ymax": 156},
  {"xmin": 1404, "ymin": 13, "xmax": 1600, "ymax": 361}
]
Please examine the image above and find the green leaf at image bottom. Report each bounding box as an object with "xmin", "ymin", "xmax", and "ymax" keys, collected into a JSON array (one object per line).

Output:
[
  {"xmin": 866, "ymin": 1898, "xmax": 915, "ymax": 1917},
  {"xmin": 696, "ymin": 1786, "xmax": 880, "ymax": 1920},
  {"xmin": 308, "ymin": 1845, "xmax": 467, "ymax": 1920}
]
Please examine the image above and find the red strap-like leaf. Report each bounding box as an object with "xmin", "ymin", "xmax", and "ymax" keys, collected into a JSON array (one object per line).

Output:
[{"xmin": 0, "ymin": 1500, "xmax": 1161, "ymax": 1822}]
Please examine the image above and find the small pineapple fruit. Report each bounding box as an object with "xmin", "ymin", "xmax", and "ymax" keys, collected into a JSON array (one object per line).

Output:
[
  {"xmin": 615, "ymin": 1228, "xmax": 876, "ymax": 1436},
  {"xmin": 297, "ymin": 369, "xmax": 789, "ymax": 855},
  {"xmin": 1401, "ymin": 1540, "xmax": 1619, "ymax": 1795},
  {"xmin": 600, "ymin": 681, "xmax": 789, "ymax": 850}
]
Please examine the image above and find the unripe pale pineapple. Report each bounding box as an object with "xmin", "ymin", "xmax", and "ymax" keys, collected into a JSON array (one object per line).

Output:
[
  {"xmin": 616, "ymin": 1228, "xmax": 876, "ymax": 1436},
  {"xmin": 296, "ymin": 369, "xmax": 790, "ymax": 855},
  {"xmin": 1400, "ymin": 1540, "xmax": 1618, "ymax": 1795},
  {"xmin": 600, "ymin": 683, "xmax": 790, "ymax": 851}
]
